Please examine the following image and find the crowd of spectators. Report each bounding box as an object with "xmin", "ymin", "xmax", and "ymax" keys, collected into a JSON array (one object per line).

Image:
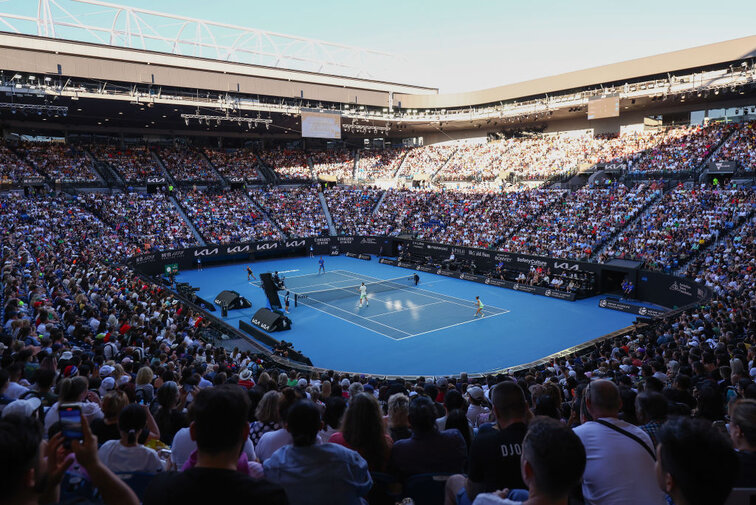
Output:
[
  {"xmin": 355, "ymin": 148, "xmax": 408, "ymax": 180},
  {"xmin": 325, "ymin": 187, "xmax": 383, "ymax": 235},
  {"xmin": 710, "ymin": 121, "xmax": 756, "ymax": 171},
  {"xmin": 181, "ymin": 190, "xmax": 281, "ymax": 244},
  {"xmin": 311, "ymin": 149, "xmax": 355, "ymax": 180},
  {"xmin": 18, "ymin": 142, "xmax": 98, "ymax": 182},
  {"xmin": 158, "ymin": 147, "xmax": 220, "ymax": 183},
  {"xmin": 89, "ymin": 145, "xmax": 162, "ymax": 183},
  {"xmin": 81, "ymin": 192, "xmax": 198, "ymax": 252},
  {"xmin": 600, "ymin": 186, "xmax": 755, "ymax": 270},
  {"xmin": 0, "ymin": 141, "xmax": 39, "ymax": 182},
  {"xmin": 399, "ymin": 144, "xmax": 457, "ymax": 178},
  {"xmin": 1, "ymin": 180, "xmax": 756, "ymax": 504},
  {"xmin": 500, "ymin": 182, "xmax": 661, "ymax": 259},
  {"xmin": 259, "ymin": 149, "xmax": 312, "ymax": 180},
  {"xmin": 249, "ymin": 186, "xmax": 328, "ymax": 237},
  {"xmin": 628, "ymin": 123, "xmax": 734, "ymax": 173},
  {"xmin": 204, "ymin": 148, "xmax": 264, "ymax": 183}
]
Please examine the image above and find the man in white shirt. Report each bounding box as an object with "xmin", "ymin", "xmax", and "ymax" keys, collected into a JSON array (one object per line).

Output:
[
  {"xmin": 573, "ymin": 380, "xmax": 666, "ymax": 505},
  {"xmin": 5, "ymin": 363, "xmax": 30, "ymax": 400}
]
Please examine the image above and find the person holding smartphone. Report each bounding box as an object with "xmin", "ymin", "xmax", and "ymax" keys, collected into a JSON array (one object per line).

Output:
[{"xmin": 0, "ymin": 411, "xmax": 140, "ymax": 505}]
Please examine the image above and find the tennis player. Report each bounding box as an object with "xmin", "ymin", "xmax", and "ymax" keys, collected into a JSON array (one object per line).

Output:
[
  {"xmin": 474, "ymin": 296, "xmax": 484, "ymax": 317},
  {"xmin": 246, "ymin": 266, "xmax": 256, "ymax": 281},
  {"xmin": 318, "ymin": 256, "xmax": 325, "ymax": 274},
  {"xmin": 359, "ymin": 282, "xmax": 369, "ymax": 308}
]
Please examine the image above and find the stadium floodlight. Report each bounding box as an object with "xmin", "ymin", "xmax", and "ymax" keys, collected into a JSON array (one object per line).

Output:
[{"xmin": 181, "ymin": 113, "xmax": 273, "ymax": 129}]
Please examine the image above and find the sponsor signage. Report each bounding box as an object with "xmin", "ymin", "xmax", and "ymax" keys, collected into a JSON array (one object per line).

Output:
[
  {"xmin": 22, "ymin": 177, "xmax": 45, "ymax": 184},
  {"xmin": 314, "ymin": 237, "xmax": 331, "ymax": 245},
  {"xmin": 251, "ymin": 316, "xmax": 275, "ymax": 332},
  {"xmin": 255, "ymin": 242, "xmax": 279, "ymax": 251},
  {"xmin": 146, "ymin": 177, "xmax": 167, "ymax": 184},
  {"xmin": 484, "ymin": 277, "xmax": 510, "ymax": 288},
  {"xmin": 416, "ymin": 265, "xmax": 437, "ymax": 273},
  {"xmin": 194, "ymin": 248, "xmax": 219, "ymax": 257},
  {"xmin": 337, "ymin": 236, "xmax": 354, "ymax": 245},
  {"xmin": 554, "ymin": 261, "xmax": 580, "ymax": 271},
  {"xmin": 380, "ymin": 258, "xmax": 398, "ymax": 266},
  {"xmin": 285, "ymin": 240, "xmax": 306, "ymax": 248},
  {"xmin": 160, "ymin": 250, "xmax": 185, "ymax": 261},
  {"xmin": 359, "ymin": 237, "xmax": 377, "ymax": 245},
  {"xmin": 357, "ymin": 254, "xmax": 371, "ymax": 261},
  {"xmin": 226, "ymin": 245, "xmax": 251, "ymax": 254},
  {"xmin": 598, "ymin": 298, "xmax": 667, "ymax": 318},
  {"xmin": 512, "ymin": 283, "xmax": 538, "ymax": 294}
]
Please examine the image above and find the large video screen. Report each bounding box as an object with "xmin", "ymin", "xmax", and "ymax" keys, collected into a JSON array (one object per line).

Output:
[
  {"xmin": 587, "ymin": 97, "xmax": 619, "ymax": 120},
  {"xmin": 301, "ymin": 111, "xmax": 342, "ymax": 139}
]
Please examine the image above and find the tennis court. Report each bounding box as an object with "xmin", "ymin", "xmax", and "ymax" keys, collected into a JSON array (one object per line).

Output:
[
  {"xmin": 281, "ymin": 270, "xmax": 510, "ymax": 340},
  {"xmin": 176, "ymin": 255, "xmax": 639, "ymax": 375}
]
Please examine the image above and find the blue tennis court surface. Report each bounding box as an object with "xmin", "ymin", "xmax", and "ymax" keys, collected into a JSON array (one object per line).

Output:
[
  {"xmin": 176, "ymin": 256, "xmax": 639, "ymax": 376},
  {"xmin": 281, "ymin": 270, "xmax": 509, "ymax": 340}
]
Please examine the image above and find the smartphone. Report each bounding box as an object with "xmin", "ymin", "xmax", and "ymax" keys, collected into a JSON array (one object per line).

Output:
[{"xmin": 59, "ymin": 403, "xmax": 84, "ymax": 441}]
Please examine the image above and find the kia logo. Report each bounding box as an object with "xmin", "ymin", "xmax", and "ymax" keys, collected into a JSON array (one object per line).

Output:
[{"xmin": 194, "ymin": 248, "xmax": 218, "ymax": 256}]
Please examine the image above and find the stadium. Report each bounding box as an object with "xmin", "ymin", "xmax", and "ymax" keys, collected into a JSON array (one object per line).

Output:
[{"xmin": 0, "ymin": 1, "xmax": 755, "ymax": 504}]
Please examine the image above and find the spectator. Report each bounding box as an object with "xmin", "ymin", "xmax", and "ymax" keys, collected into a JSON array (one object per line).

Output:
[
  {"xmin": 635, "ymin": 391, "xmax": 667, "ymax": 447},
  {"xmin": 143, "ymin": 385, "xmax": 286, "ymax": 504},
  {"xmin": 389, "ymin": 395, "xmax": 467, "ymax": 479},
  {"xmin": 728, "ymin": 398, "xmax": 756, "ymax": 487},
  {"xmin": 250, "ymin": 390, "xmax": 282, "ymax": 446},
  {"xmin": 447, "ymin": 381, "xmax": 530, "ymax": 505},
  {"xmin": 98, "ymin": 404, "xmax": 165, "ymax": 473},
  {"xmin": 387, "ymin": 392, "xmax": 412, "ymax": 442},
  {"xmin": 470, "ymin": 417, "xmax": 587, "ymax": 505},
  {"xmin": 0, "ymin": 413, "xmax": 140, "ymax": 505},
  {"xmin": 321, "ymin": 395, "xmax": 347, "ymax": 442},
  {"xmin": 655, "ymin": 416, "xmax": 738, "ymax": 505},
  {"xmin": 574, "ymin": 379, "xmax": 665, "ymax": 505},
  {"xmin": 90, "ymin": 390, "xmax": 130, "ymax": 443},
  {"xmin": 329, "ymin": 392, "xmax": 393, "ymax": 472},
  {"xmin": 263, "ymin": 399, "xmax": 372, "ymax": 505},
  {"xmin": 153, "ymin": 381, "xmax": 188, "ymax": 446}
]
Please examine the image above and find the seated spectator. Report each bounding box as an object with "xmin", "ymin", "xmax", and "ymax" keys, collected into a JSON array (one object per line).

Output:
[
  {"xmin": 98, "ymin": 404, "xmax": 165, "ymax": 474},
  {"xmin": 470, "ymin": 417, "xmax": 587, "ymax": 505},
  {"xmin": 387, "ymin": 392, "xmax": 412, "ymax": 442},
  {"xmin": 389, "ymin": 395, "xmax": 467, "ymax": 479},
  {"xmin": 153, "ymin": 381, "xmax": 188, "ymax": 446},
  {"xmin": 321, "ymin": 396, "xmax": 347, "ymax": 442},
  {"xmin": 635, "ymin": 391, "xmax": 667, "ymax": 447},
  {"xmin": 329, "ymin": 392, "xmax": 393, "ymax": 472},
  {"xmin": 250, "ymin": 390, "xmax": 282, "ymax": 446},
  {"xmin": 90, "ymin": 390, "xmax": 130, "ymax": 444},
  {"xmin": 466, "ymin": 386, "xmax": 490, "ymax": 428},
  {"xmin": 44, "ymin": 376, "xmax": 103, "ymax": 434},
  {"xmin": 263, "ymin": 399, "xmax": 372, "ymax": 505},
  {"xmin": 656, "ymin": 416, "xmax": 738, "ymax": 505},
  {"xmin": 574, "ymin": 379, "xmax": 665, "ymax": 505},
  {"xmin": 447, "ymin": 381, "xmax": 530, "ymax": 505},
  {"xmin": 0, "ymin": 413, "xmax": 140, "ymax": 505},
  {"xmin": 728, "ymin": 398, "xmax": 756, "ymax": 487},
  {"xmin": 143, "ymin": 385, "xmax": 286, "ymax": 504}
]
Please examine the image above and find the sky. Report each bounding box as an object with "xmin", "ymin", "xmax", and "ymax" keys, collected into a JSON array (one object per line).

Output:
[{"xmin": 2, "ymin": 0, "xmax": 755, "ymax": 92}]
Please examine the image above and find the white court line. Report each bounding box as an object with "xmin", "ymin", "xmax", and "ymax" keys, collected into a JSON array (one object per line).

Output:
[
  {"xmin": 338, "ymin": 270, "xmax": 509, "ymax": 313},
  {"xmin": 395, "ymin": 311, "xmax": 509, "ymax": 340},
  {"xmin": 296, "ymin": 300, "xmax": 402, "ymax": 340},
  {"xmin": 300, "ymin": 298, "xmax": 412, "ymax": 336},
  {"xmin": 363, "ymin": 300, "xmax": 447, "ymax": 319}
]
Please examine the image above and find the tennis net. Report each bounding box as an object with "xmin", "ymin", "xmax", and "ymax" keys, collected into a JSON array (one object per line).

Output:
[{"xmin": 292, "ymin": 275, "xmax": 416, "ymax": 303}]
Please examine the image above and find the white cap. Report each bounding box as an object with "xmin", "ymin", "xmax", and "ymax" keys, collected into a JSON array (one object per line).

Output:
[{"xmin": 2, "ymin": 397, "xmax": 42, "ymax": 419}]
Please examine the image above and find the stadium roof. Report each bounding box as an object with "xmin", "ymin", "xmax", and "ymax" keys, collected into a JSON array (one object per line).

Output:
[{"xmin": 396, "ymin": 35, "xmax": 756, "ymax": 109}]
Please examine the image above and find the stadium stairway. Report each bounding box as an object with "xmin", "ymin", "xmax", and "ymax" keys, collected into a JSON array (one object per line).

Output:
[
  {"xmin": 306, "ymin": 156, "xmax": 317, "ymax": 181},
  {"xmin": 694, "ymin": 125, "xmax": 740, "ymax": 181},
  {"xmin": 244, "ymin": 192, "xmax": 289, "ymax": 239},
  {"xmin": 169, "ymin": 195, "xmax": 207, "ymax": 246},
  {"xmin": 392, "ymin": 149, "xmax": 411, "ymax": 180},
  {"xmin": 430, "ymin": 148, "xmax": 459, "ymax": 182},
  {"xmin": 371, "ymin": 190, "xmax": 387, "ymax": 214},
  {"xmin": 150, "ymin": 150, "xmax": 179, "ymax": 188},
  {"xmin": 318, "ymin": 190, "xmax": 338, "ymax": 235},
  {"xmin": 9, "ymin": 144, "xmax": 54, "ymax": 187},
  {"xmin": 672, "ymin": 205, "xmax": 755, "ymax": 276},
  {"xmin": 590, "ymin": 186, "xmax": 665, "ymax": 261},
  {"xmin": 198, "ymin": 150, "xmax": 229, "ymax": 188},
  {"xmin": 352, "ymin": 150, "xmax": 359, "ymax": 180},
  {"xmin": 255, "ymin": 156, "xmax": 280, "ymax": 185},
  {"xmin": 84, "ymin": 149, "xmax": 125, "ymax": 188}
]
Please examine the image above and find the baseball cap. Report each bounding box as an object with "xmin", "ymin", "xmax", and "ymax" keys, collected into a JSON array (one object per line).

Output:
[
  {"xmin": 1, "ymin": 397, "xmax": 42, "ymax": 419},
  {"xmin": 99, "ymin": 365, "xmax": 115, "ymax": 377},
  {"xmin": 467, "ymin": 386, "xmax": 484, "ymax": 401},
  {"xmin": 297, "ymin": 378, "xmax": 308, "ymax": 387}
]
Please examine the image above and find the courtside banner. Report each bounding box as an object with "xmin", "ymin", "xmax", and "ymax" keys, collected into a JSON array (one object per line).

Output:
[{"xmin": 598, "ymin": 298, "xmax": 667, "ymax": 317}]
